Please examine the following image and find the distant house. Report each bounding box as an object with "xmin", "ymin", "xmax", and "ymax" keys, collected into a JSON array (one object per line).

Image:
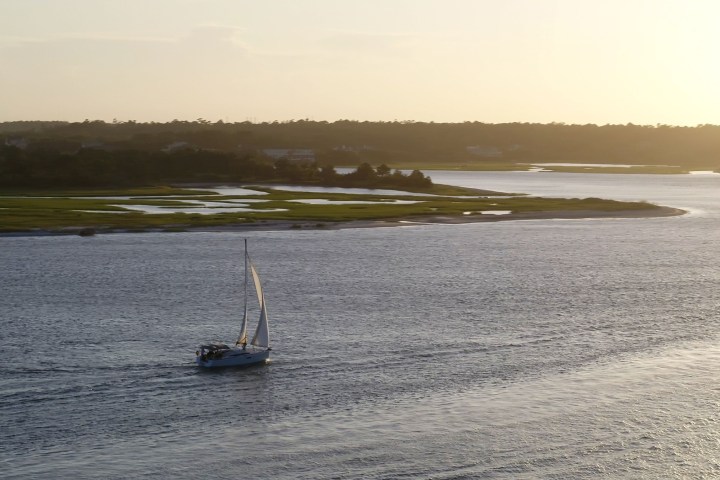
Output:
[
  {"xmin": 262, "ymin": 148, "xmax": 316, "ymax": 163},
  {"xmin": 333, "ymin": 145, "xmax": 373, "ymax": 152},
  {"xmin": 4, "ymin": 137, "xmax": 28, "ymax": 150},
  {"xmin": 80, "ymin": 140, "xmax": 114, "ymax": 151},
  {"xmin": 163, "ymin": 141, "xmax": 197, "ymax": 153},
  {"xmin": 465, "ymin": 145, "xmax": 503, "ymax": 158}
]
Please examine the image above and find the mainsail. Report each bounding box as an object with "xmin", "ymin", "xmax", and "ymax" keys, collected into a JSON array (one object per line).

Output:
[
  {"xmin": 236, "ymin": 245, "xmax": 250, "ymax": 346},
  {"xmin": 236, "ymin": 305, "xmax": 249, "ymax": 346}
]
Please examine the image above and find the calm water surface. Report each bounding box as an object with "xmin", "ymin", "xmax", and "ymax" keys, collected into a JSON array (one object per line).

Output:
[{"xmin": 3, "ymin": 172, "xmax": 720, "ymax": 479}]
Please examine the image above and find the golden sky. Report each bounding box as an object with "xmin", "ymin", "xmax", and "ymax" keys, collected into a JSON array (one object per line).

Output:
[{"xmin": 1, "ymin": 0, "xmax": 718, "ymax": 125}]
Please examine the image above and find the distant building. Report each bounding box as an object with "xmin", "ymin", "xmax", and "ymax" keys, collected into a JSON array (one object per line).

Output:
[
  {"xmin": 80, "ymin": 141, "xmax": 114, "ymax": 151},
  {"xmin": 465, "ymin": 145, "xmax": 502, "ymax": 158},
  {"xmin": 163, "ymin": 141, "xmax": 197, "ymax": 153},
  {"xmin": 333, "ymin": 145, "xmax": 373, "ymax": 152},
  {"xmin": 4, "ymin": 137, "xmax": 28, "ymax": 150},
  {"xmin": 262, "ymin": 149, "xmax": 316, "ymax": 163}
]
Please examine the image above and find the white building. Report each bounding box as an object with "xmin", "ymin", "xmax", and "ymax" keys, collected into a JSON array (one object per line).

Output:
[
  {"xmin": 262, "ymin": 149, "xmax": 316, "ymax": 163},
  {"xmin": 465, "ymin": 145, "xmax": 503, "ymax": 158}
]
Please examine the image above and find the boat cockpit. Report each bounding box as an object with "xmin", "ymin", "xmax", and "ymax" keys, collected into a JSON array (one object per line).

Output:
[{"xmin": 197, "ymin": 343, "xmax": 230, "ymax": 361}]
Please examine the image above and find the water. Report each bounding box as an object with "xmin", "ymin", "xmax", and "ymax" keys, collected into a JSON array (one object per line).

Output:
[{"xmin": 3, "ymin": 172, "xmax": 720, "ymax": 479}]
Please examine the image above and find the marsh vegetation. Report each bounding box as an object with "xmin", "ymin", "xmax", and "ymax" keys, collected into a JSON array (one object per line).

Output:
[{"xmin": 0, "ymin": 185, "xmax": 660, "ymax": 234}]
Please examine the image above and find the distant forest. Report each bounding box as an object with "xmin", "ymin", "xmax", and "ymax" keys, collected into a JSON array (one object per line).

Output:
[{"xmin": 1, "ymin": 120, "xmax": 719, "ymax": 187}]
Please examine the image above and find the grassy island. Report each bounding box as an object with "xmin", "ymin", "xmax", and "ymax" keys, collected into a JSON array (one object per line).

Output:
[{"xmin": 0, "ymin": 183, "xmax": 677, "ymax": 235}]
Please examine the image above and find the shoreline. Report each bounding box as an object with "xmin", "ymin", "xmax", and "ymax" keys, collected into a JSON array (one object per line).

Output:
[
  {"xmin": 0, "ymin": 206, "xmax": 686, "ymax": 237},
  {"xmin": 203, "ymin": 205, "xmax": 686, "ymax": 231}
]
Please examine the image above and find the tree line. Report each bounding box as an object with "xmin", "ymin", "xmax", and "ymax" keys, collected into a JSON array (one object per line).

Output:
[
  {"xmin": 0, "ymin": 144, "xmax": 432, "ymax": 189},
  {"xmin": 2, "ymin": 119, "xmax": 720, "ymax": 167}
]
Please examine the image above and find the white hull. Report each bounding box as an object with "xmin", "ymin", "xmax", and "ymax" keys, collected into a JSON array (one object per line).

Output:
[{"xmin": 196, "ymin": 347, "xmax": 270, "ymax": 368}]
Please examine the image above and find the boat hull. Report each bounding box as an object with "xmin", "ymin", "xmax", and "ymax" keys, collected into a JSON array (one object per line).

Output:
[{"xmin": 196, "ymin": 348, "xmax": 270, "ymax": 368}]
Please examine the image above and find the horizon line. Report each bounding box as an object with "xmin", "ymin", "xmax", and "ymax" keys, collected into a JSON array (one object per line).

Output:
[{"xmin": 1, "ymin": 119, "xmax": 719, "ymax": 128}]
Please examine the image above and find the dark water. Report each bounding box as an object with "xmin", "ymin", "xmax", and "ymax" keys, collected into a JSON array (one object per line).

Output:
[{"xmin": 3, "ymin": 172, "xmax": 720, "ymax": 479}]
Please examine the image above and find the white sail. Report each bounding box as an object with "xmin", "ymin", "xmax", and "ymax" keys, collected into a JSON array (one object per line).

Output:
[
  {"xmin": 236, "ymin": 246, "xmax": 249, "ymax": 346},
  {"xmin": 236, "ymin": 302, "xmax": 248, "ymax": 346},
  {"xmin": 251, "ymin": 297, "xmax": 270, "ymax": 347},
  {"xmin": 249, "ymin": 263, "xmax": 264, "ymax": 309},
  {"xmin": 249, "ymin": 262, "xmax": 270, "ymax": 348}
]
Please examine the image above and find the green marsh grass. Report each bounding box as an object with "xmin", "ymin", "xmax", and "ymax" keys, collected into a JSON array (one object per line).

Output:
[{"xmin": 0, "ymin": 185, "xmax": 660, "ymax": 233}]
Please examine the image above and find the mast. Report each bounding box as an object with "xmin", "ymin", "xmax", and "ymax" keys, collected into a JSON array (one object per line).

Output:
[{"xmin": 236, "ymin": 239, "xmax": 249, "ymax": 347}]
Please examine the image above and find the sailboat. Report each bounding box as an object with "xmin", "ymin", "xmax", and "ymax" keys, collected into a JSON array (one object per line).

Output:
[{"xmin": 196, "ymin": 239, "xmax": 271, "ymax": 368}]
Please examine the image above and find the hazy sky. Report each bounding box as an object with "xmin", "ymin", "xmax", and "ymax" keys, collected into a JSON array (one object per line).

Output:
[{"xmin": 2, "ymin": 0, "xmax": 718, "ymax": 125}]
